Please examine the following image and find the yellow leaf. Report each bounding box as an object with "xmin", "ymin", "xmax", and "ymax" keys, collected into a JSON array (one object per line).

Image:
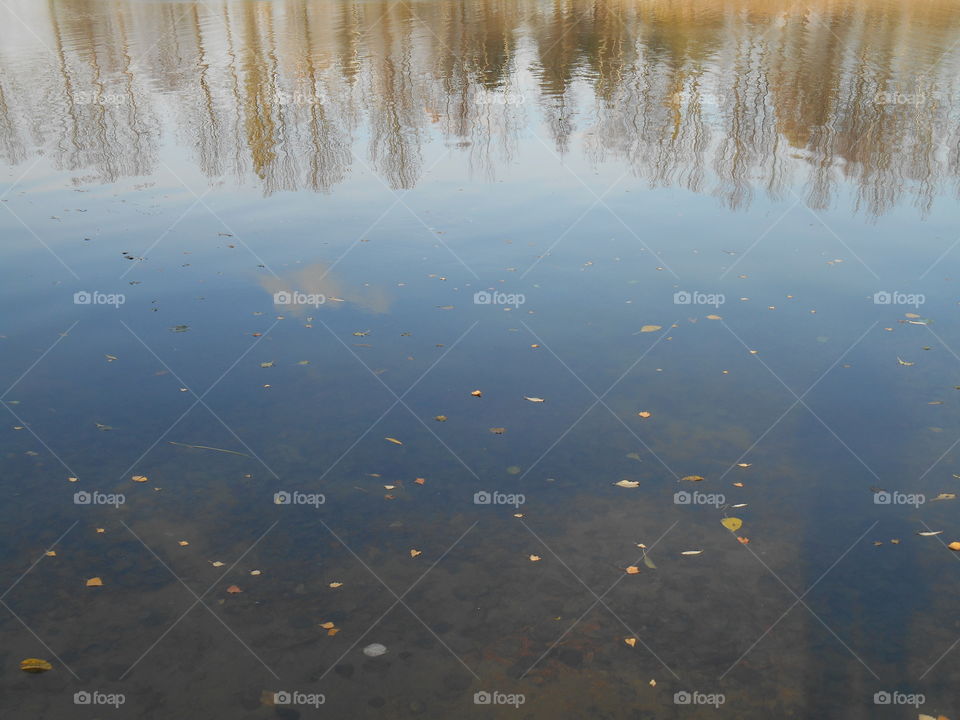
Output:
[
  {"xmin": 529, "ymin": 554, "xmax": 541, "ymax": 562},
  {"xmin": 319, "ymin": 621, "xmax": 335, "ymax": 629},
  {"xmin": 250, "ymin": 570, "xmax": 262, "ymax": 576},
  {"xmin": 732, "ymin": 482, "xmax": 744, "ymax": 487},
  {"xmin": 624, "ymin": 637, "xmax": 637, "ymax": 647},
  {"xmin": 614, "ymin": 480, "xmax": 639, "ymax": 488},
  {"xmin": 434, "ymin": 415, "xmax": 448, "ymax": 422},
  {"xmin": 681, "ymin": 475, "xmax": 705, "ymax": 482},
  {"xmin": 177, "ymin": 540, "xmax": 189, "ymax": 546},
  {"xmin": 385, "ymin": 437, "xmax": 403, "ymax": 445},
  {"xmin": 705, "ymin": 314, "xmax": 722, "ymax": 320},
  {"xmin": 20, "ymin": 658, "xmax": 52, "ymax": 673},
  {"xmin": 490, "ymin": 427, "xmax": 506, "ymax": 434},
  {"xmin": 327, "ymin": 628, "xmax": 340, "ymax": 636},
  {"xmin": 470, "ymin": 390, "xmax": 482, "ymax": 397},
  {"xmin": 131, "ymin": 475, "xmax": 148, "ymax": 483},
  {"xmin": 736, "ymin": 463, "xmax": 752, "ymax": 468},
  {"xmin": 211, "ymin": 561, "xmax": 225, "ymax": 567},
  {"xmin": 948, "ymin": 542, "xmax": 960, "ymax": 551},
  {"xmin": 45, "ymin": 550, "xmax": 56, "ymax": 557},
  {"xmin": 639, "ymin": 325, "xmax": 662, "ymax": 333},
  {"xmin": 68, "ymin": 477, "xmax": 78, "ymax": 483},
  {"xmin": 329, "ymin": 582, "xmax": 343, "ymax": 588},
  {"xmin": 721, "ymin": 517, "xmax": 743, "ymax": 532},
  {"xmin": 897, "ymin": 357, "xmax": 915, "ymax": 366},
  {"xmin": 625, "ymin": 566, "xmax": 641, "ymax": 574},
  {"xmin": 95, "ymin": 528, "xmax": 105, "ymax": 534},
  {"xmin": 86, "ymin": 577, "xmax": 103, "ymax": 587},
  {"xmin": 637, "ymin": 411, "xmax": 652, "ymax": 418},
  {"xmin": 409, "ymin": 549, "xmax": 422, "ymax": 558},
  {"xmin": 513, "ymin": 513, "xmax": 524, "ymax": 518}
]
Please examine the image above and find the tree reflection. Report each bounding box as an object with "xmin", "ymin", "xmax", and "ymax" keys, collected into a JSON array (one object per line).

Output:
[{"xmin": 0, "ymin": 0, "xmax": 957, "ymax": 214}]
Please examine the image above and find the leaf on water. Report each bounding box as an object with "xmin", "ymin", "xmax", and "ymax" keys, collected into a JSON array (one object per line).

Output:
[
  {"xmin": 637, "ymin": 411, "xmax": 652, "ymax": 418},
  {"xmin": 721, "ymin": 517, "xmax": 743, "ymax": 532},
  {"xmin": 614, "ymin": 480, "xmax": 639, "ymax": 488},
  {"xmin": 890, "ymin": 539, "xmax": 901, "ymax": 544},
  {"xmin": 490, "ymin": 427, "xmax": 506, "ymax": 434},
  {"xmin": 917, "ymin": 531, "xmax": 943, "ymax": 536},
  {"xmin": 86, "ymin": 577, "xmax": 103, "ymax": 587},
  {"xmin": 409, "ymin": 549, "xmax": 422, "ymax": 558},
  {"xmin": 45, "ymin": 551, "xmax": 56, "ymax": 557},
  {"xmin": 637, "ymin": 325, "xmax": 662, "ymax": 333},
  {"xmin": 649, "ymin": 679, "xmax": 656, "ymax": 687},
  {"xmin": 731, "ymin": 503, "xmax": 748, "ymax": 508},
  {"xmin": 681, "ymin": 550, "xmax": 703, "ymax": 556},
  {"xmin": 177, "ymin": 540, "xmax": 189, "ymax": 546},
  {"xmin": 524, "ymin": 397, "xmax": 546, "ymax": 403},
  {"xmin": 20, "ymin": 658, "xmax": 52, "ymax": 673},
  {"xmin": 319, "ymin": 621, "xmax": 335, "ymax": 629},
  {"xmin": 626, "ymin": 452, "xmax": 642, "ymax": 461},
  {"xmin": 931, "ymin": 493, "xmax": 957, "ymax": 501},
  {"xmin": 897, "ymin": 357, "xmax": 915, "ymax": 366},
  {"xmin": 732, "ymin": 482, "xmax": 744, "ymax": 487},
  {"xmin": 470, "ymin": 390, "xmax": 482, "ymax": 397},
  {"xmin": 327, "ymin": 628, "xmax": 340, "ymax": 636},
  {"xmin": 105, "ymin": 354, "xmax": 118, "ymax": 362},
  {"xmin": 643, "ymin": 555, "xmax": 657, "ymax": 569},
  {"xmin": 434, "ymin": 415, "xmax": 448, "ymax": 422},
  {"xmin": 385, "ymin": 437, "xmax": 403, "ymax": 445},
  {"xmin": 681, "ymin": 475, "xmax": 705, "ymax": 482},
  {"xmin": 131, "ymin": 475, "xmax": 148, "ymax": 483},
  {"xmin": 905, "ymin": 313, "xmax": 921, "ymax": 319},
  {"xmin": 529, "ymin": 554, "xmax": 541, "ymax": 562},
  {"xmin": 95, "ymin": 528, "xmax": 105, "ymax": 534},
  {"xmin": 297, "ymin": 360, "xmax": 310, "ymax": 365},
  {"xmin": 737, "ymin": 537, "xmax": 751, "ymax": 544},
  {"xmin": 250, "ymin": 570, "xmax": 262, "ymax": 576},
  {"xmin": 705, "ymin": 315, "xmax": 722, "ymax": 320},
  {"xmin": 329, "ymin": 582, "xmax": 343, "ymax": 588},
  {"xmin": 625, "ymin": 566, "xmax": 641, "ymax": 574},
  {"xmin": 414, "ymin": 478, "xmax": 426, "ymax": 485},
  {"xmin": 513, "ymin": 513, "xmax": 524, "ymax": 518},
  {"xmin": 226, "ymin": 585, "xmax": 242, "ymax": 594},
  {"xmin": 211, "ymin": 561, "xmax": 225, "ymax": 567},
  {"xmin": 737, "ymin": 463, "xmax": 752, "ymax": 468},
  {"xmin": 624, "ymin": 637, "xmax": 637, "ymax": 647},
  {"xmin": 260, "ymin": 361, "xmax": 274, "ymax": 368}
]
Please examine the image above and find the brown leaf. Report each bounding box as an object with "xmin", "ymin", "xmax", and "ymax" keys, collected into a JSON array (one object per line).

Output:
[
  {"xmin": 226, "ymin": 585, "xmax": 242, "ymax": 594},
  {"xmin": 85, "ymin": 577, "xmax": 103, "ymax": 587}
]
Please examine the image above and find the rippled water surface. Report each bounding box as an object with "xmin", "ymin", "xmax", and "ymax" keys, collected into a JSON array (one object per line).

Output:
[{"xmin": 2, "ymin": 1, "xmax": 960, "ymax": 717}]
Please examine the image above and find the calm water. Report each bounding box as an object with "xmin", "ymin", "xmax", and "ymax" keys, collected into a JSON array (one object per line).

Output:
[{"xmin": 2, "ymin": 0, "xmax": 960, "ymax": 717}]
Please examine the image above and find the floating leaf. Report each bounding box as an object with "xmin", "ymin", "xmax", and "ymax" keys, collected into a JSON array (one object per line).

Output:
[
  {"xmin": 949, "ymin": 542, "xmax": 960, "ymax": 551},
  {"xmin": 260, "ymin": 361, "xmax": 274, "ymax": 368},
  {"xmin": 737, "ymin": 536, "xmax": 751, "ymax": 544},
  {"xmin": 918, "ymin": 531, "xmax": 943, "ymax": 537},
  {"xmin": 731, "ymin": 503, "xmax": 748, "ymax": 508},
  {"xmin": 931, "ymin": 493, "xmax": 956, "ymax": 502},
  {"xmin": 414, "ymin": 478, "xmax": 425, "ymax": 485},
  {"xmin": 624, "ymin": 637, "xmax": 637, "ymax": 647},
  {"xmin": 45, "ymin": 551, "xmax": 56, "ymax": 557},
  {"xmin": 131, "ymin": 475, "xmax": 148, "ymax": 483},
  {"xmin": 891, "ymin": 539, "xmax": 901, "ymax": 544},
  {"xmin": 736, "ymin": 463, "xmax": 752, "ymax": 468},
  {"xmin": 86, "ymin": 577, "xmax": 103, "ymax": 587},
  {"xmin": 732, "ymin": 482, "xmax": 744, "ymax": 488},
  {"xmin": 681, "ymin": 475, "xmax": 705, "ymax": 483},
  {"xmin": 434, "ymin": 415, "xmax": 448, "ymax": 422},
  {"xmin": 20, "ymin": 658, "xmax": 52, "ymax": 673},
  {"xmin": 226, "ymin": 585, "xmax": 242, "ymax": 594},
  {"xmin": 897, "ymin": 357, "xmax": 915, "ymax": 366},
  {"xmin": 614, "ymin": 479, "xmax": 639, "ymax": 488},
  {"xmin": 513, "ymin": 513, "xmax": 525, "ymax": 518},
  {"xmin": 643, "ymin": 554, "xmax": 657, "ymax": 569},
  {"xmin": 638, "ymin": 325, "xmax": 662, "ymax": 333},
  {"xmin": 177, "ymin": 540, "xmax": 189, "ymax": 546},
  {"xmin": 319, "ymin": 621, "xmax": 335, "ymax": 629},
  {"xmin": 327, "ymin": 628, "xmax": 340, "ymax": 636},
  {"xmin": 637, "ymin": 411, "xmax": 652, "ymax": 418},
  {"xmin": 649, "ymin": 678, "xmax": 656, "ymax": 687},
  {"xmin": 681, "ymin": 550, "xmax": 703, "ymax": 556},
  {"xmin": 329, "ymin": 582, "xmax": 343, "ymax": 588},
  {"xmin": 470, "ymin": 390, "xmax": 482, "ymax": 397},
  {"xmin": 211, "ymin": 560, "xmax": 225, "ymax": 567},
  {"xmin": 706, "ymin": 314, "xmax": 722, "ymax": 320},
  {"xmin": 385, "ymin": 437, "xmax": 403, "ymax": 445},
  {"xmin": 625, "ymin": 566, "xmax": 641, "ymax": 575},
  {"xmin": 626, "ymin": 452, "xmax": 642, "ymax": 461},
  {"xmin": 529, "ymin": 554, "xmax": 541, "ymax": 562},
  {"xmin": 250, "ymin": 570, "xmax": 262, "ymax": 576},
  {"xmin": 409, "ymin": 549, "xmax": 422, "ymax": 558},
  {"xmin": 524, "ymin": 397, "xmax": 545, "ymax": 403},
  {"xmin": 721, "ymin": 517, "xmax": 743, "ymax": 532},
  {"xmin": 490, "ymin": 427, "xmax": 506, "ymax": 434}
]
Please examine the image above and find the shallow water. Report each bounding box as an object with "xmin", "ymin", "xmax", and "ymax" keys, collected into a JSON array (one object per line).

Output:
[{"xmin": 2, "ymin": 0, "xmax": 960, "ymax": 717}]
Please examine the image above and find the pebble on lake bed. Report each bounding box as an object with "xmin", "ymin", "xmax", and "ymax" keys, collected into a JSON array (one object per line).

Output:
[{"xmin": 363, "ymin": 643, "xmax": 387, "ymax": 657}]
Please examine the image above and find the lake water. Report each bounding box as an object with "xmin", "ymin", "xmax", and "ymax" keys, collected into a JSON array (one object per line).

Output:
[{"xmin": 2, "ymin": 0, "xmax": 960, "ymax": 717}]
